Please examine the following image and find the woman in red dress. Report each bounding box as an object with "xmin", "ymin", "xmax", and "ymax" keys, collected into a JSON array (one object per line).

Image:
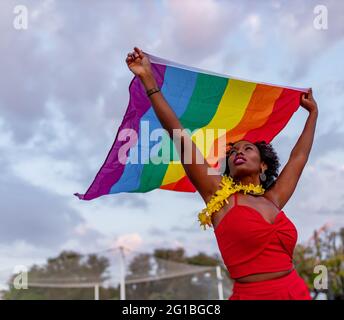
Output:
[{"xmin": 126, "ymin": 47, "xmax": 318, "ymax": 300}]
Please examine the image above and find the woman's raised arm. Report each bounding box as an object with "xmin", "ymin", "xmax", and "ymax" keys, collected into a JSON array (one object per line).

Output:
[
  {"xmin": 126, "ymin": 47, "xmax": 221, "ymax": 203},
  {"xmin": 265, "ymin": 88, "xmax": 319, "ymax": 209}
]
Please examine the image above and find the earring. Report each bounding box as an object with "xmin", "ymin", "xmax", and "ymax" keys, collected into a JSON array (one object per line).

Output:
[{"xmin": 259, "ymin": 170, "xmax": 266, "ymax": 182}]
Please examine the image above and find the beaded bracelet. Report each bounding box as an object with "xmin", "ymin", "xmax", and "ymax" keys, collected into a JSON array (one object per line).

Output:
[{"xmin": 146, "ymin": 87, "xmax": 160, "ymax": 97}]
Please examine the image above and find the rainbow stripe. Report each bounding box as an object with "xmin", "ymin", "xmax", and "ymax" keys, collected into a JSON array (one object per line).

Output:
[{"xmin": 75, "ymin": 53, "xmax": 307, "ymax": 200}]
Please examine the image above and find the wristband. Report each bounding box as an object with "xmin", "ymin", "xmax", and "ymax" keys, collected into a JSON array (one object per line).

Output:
[{"xmin": 146, "ymin": 87, "xmax": 160, "ymax": 97}]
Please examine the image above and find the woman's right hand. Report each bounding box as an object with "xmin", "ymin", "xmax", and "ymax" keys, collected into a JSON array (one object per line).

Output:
[{"xmin": 126, "ymin": 47, "xmax": 153, "ymax": 78}]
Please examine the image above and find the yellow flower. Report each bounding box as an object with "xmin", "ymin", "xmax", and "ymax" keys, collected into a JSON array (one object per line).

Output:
[{"xmin": 198, "ymin": 175, "xmax": 265, "ymax": 230}]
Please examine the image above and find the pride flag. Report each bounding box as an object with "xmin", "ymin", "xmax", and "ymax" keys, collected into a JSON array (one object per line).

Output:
[{"xmin": 75, "ymin": 53, "xmax": 307, "ymax": 200}]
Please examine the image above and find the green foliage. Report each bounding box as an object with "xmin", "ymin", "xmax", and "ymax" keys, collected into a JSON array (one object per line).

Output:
[
  {"xmin": 3, "ymin": 247, "xmax": 225, "ymax": 300},
  {"xmin": 125, "ymin": 247, "xmax": 226, "ymax": 300},
  {"xmin": 6, "ymin": 226, "xmax": 343, "ymax": 300},
  {"xmin": 294, "ymin": 227, "xmax": 344, "ymax": 300},
  {"xmin": 4, "ymin": 250, "xmax": 118, "ymax": 300}
]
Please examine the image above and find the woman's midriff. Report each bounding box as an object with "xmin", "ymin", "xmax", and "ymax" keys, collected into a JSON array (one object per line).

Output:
[{"xmin": 234, "ymin": 268, "xmax": 294, "ymax": 283}]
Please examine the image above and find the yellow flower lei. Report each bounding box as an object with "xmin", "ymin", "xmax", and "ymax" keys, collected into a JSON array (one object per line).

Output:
[{"xmin": 198, "ymin": 175, "xmax": 265, "ymax": 230}]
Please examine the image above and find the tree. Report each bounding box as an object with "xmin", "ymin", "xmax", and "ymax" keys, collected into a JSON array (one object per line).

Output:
[
  {"xmin": 4, "ymin": 250, "xmax": 118, "ymax": 300},
  {"xmin": 125, "ymin": 247, "xmax": 226, "ymax": 300},
  {"xmin": 293, "ymin": 227, "xmax": 344, "ymax": 300}
]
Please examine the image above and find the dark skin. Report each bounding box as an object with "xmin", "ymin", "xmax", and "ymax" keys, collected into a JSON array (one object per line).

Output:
[{"xmin": 126, "ymin": 47, "xmax": 318, "ymax": 283}]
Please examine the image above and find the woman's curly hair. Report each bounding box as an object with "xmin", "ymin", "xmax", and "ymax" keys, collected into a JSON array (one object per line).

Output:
[{"xmin": 223, "ymin": 140, "xmax": 281, "ymax": 190}]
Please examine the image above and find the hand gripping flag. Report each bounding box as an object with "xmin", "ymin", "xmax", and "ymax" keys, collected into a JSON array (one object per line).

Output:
[{"xmin": 75, "ymin": 53, "xmax": 308, "ymax": 200}]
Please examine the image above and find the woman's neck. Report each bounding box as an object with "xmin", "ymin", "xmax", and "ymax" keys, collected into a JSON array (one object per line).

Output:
[{"xmin": 234, "ymin": 175, "xmax": 261, "ymax": 187}]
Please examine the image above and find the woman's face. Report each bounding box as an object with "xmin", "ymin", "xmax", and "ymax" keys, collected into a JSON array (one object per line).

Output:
[{"xmin": 227, "ymin": 140, "xmax": 264, "ymax": 178}]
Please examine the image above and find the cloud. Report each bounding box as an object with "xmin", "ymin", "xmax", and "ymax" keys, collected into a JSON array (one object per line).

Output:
[
  {"xmin": 169, "ymin": 224, "xmax": 202, "ymax": 235},
  {"xmin": 243, "ymin": 14, "xmax": 263, "ymax": 46},
  {"xmin": 1, "ymin": 0, "xmax": 161, "ymax": 143},
  {"xmin": 0, "ymin": 0, "xmax": 343, "ymax": 287},
  {"xmin": 114, "ymin": 233, "xmax": 143, "ymax": 252},
  {"xmin": 150, "ymin": 0, "xmax": 243, "ymax": 65},
  {"xmin": 147, "ymin": 227, "xmax": 167, "ymax": 237},
  {"xmin": 272, "ymin": 121, "xmax": 344, "ymax": 167},
  {"xmin": 285, "ymin": 161, "xmax": 344, "ymax": 243},
  {"xmin": 259, "ymin": 0, "xmax": 344, "ymax": 80},
  {"xmin": 294, "ymin": 162, "xmax": 344, "ymax": 212},
  {"xmin": 0, "ymin": 172, "xmax": 83, "ymax": 247},
  {"xmin": 2, "ymin": 0, "xmax": 342, "ymax": 146}
]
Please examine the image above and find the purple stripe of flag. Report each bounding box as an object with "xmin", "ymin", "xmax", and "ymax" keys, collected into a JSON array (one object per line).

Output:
[{"xmin": 75, "ymin": 63, "xmax": 166, "ymax": 200}]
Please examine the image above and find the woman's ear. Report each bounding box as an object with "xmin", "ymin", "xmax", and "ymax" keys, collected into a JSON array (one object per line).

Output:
[{"xmin": 260, "ymin": 163, "xmax": 268, "ymax": 172}]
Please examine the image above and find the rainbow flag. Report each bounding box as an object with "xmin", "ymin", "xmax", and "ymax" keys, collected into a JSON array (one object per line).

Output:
[{"xmin": 75, "ymin": 53, "xmax": 307, "ymax": 200}]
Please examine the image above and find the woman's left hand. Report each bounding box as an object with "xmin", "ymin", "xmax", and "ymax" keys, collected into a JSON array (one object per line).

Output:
[{"xmin": 300, "ymin": 88, "xmax": 318, "ymax": 114}]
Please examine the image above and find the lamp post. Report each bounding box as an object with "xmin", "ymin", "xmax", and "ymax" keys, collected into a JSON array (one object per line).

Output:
[{"xmin": 119, "ymin": 246, "xmax": 126, "ymax": 300}]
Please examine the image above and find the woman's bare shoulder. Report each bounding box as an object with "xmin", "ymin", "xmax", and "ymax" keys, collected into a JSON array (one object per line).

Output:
[
  {"xmin": 211, "ymin": 193, "xmax": 237, "ymax": 229},
  {"xmin": 262, "ymin": 189, "xmax": 282, "ymax": 210}
]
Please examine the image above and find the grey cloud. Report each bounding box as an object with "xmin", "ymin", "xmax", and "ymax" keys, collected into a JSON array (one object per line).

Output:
[
  {"xmin": 2, "ymin": 0, "xmax": 343, "ymax": 146},
  {"xmin": 261, "ymin": 0, "xmax": 343, "ymax": 80},
  {"xmin": 169, "ymin": 223, "xmax": 201, "ymax": 234},
  {"xmin": 209, "ymin": 0, "xmax": 344, "ymax": 82},
  {"xmin": 308, "ymin": 130, "xmax": 344, "ymax": 162},
  {"xmin": 272, "ymin": 126, "xmax": 344, "ymax": 167},
  {"xmin": 1, "ymin": 0, "xmax": 161, "ymax": 143},
  {"xmin": 1, "ymin": 0, "xmax": 343, "ymax": 260},
  {"xmin": 0, "ymin": 171, "xmax": 84, "ymax": 247},
  {"xmin": 147, "ymin": 227, "xmax": 166, "ymax": 237},
  {"xmin": 147, "ymin": 219, "xmax": 201, "ymax": 237},
  {"xmin": 152, "ymin": 1, "xmax": 245, "ymax": 66},
  {"xmin": 97, "ymin": 193, "xmax": 149, "ymax": 210},
  {"xmin": 315, "ymin": 205, "xmax": 344, "ymax": 216}
]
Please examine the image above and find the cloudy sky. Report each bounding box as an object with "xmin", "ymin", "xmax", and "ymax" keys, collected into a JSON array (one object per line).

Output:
[{"xmin": 1, "ymin": 0, "xmax": 344, "ymax": 285}]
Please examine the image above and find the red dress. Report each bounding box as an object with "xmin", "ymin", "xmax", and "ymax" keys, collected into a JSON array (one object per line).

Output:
[{"xmin": 214, "ymin": 192, "xmax": 312, "ymax": 300}]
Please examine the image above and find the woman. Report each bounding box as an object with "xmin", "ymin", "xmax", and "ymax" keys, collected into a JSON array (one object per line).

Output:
[{"xmin": 126, "ymin": 47, "xmax": 318, "ymax": 300}]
